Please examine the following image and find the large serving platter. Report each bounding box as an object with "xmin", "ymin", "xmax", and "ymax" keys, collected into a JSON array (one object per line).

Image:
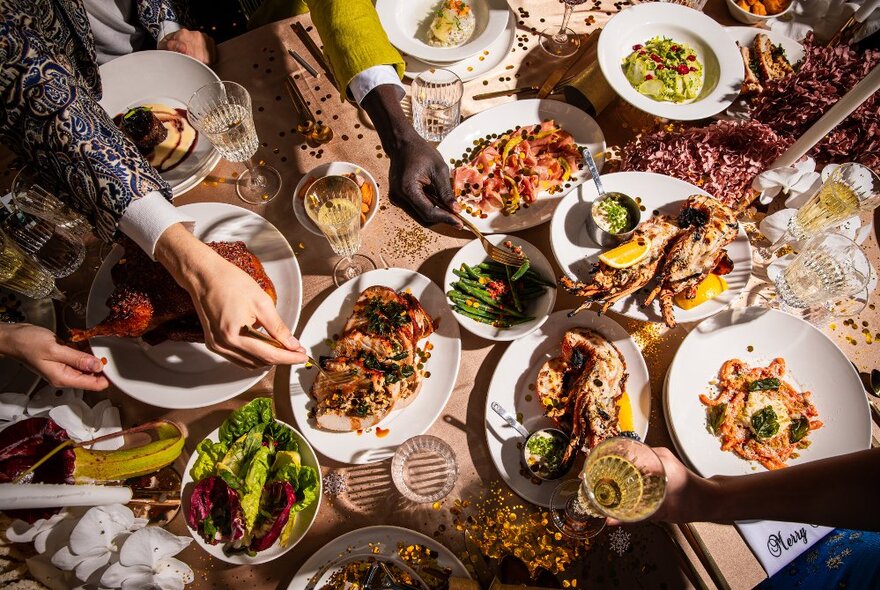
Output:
[
  {"xmin": 99, "ymin": 50, "xmax": 221, "ymax": 197},
  {"xmin": 289, "ymin": 268, "xmax": 461, "ymax": 464},
  {"xmin": 485, "ymin": 310, "xmax": 651, "ymax": 507},
  {"xmin": 598, "ymin": 3, "xmax": 744, "ymax": 120},
  {"xmin": 289, "ymin": 525, "xmax": 470, "ymax": 589},
  {"xmin": 0, "ymin": 289, "xmax": 56, "ymax": 393},
  {"xmin": 550, "ymin": 171, "xmax": 752, "ymax": 324},
  {"xmin": 665, "ymin": 307, "xmax": 871, "ymax": 477},
  {"xmin": 87, "ymin": 202, "xmax": 302, "ymax": 409},
  {"xmin": 180, "ymin": 420, "xmax": 321, "ymax": 565},
  {"xmin": 437, "ymin": 99, "xmax": 605, "ymax": 234}
]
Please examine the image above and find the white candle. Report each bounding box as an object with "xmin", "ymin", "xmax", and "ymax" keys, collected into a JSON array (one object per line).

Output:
[{"xmin": 769, "ymin": 63, "xmax": 880, "ymax": 168}]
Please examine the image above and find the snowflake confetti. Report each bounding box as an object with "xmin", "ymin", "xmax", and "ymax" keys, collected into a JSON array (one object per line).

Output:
[
  {"xmin": 322, "ymin": 472, "xmax": 348, "ymax": 496},
  {"xmin": 608, "ymin": 527, "xmax": 631, "ymax": 557}
]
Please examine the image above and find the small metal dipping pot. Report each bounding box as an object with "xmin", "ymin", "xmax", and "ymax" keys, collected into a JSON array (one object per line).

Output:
[{"xmin": 585, "ymin": 192, "xmax": 642, "ymax": 248}]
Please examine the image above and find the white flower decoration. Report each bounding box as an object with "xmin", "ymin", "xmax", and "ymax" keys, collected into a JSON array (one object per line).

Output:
[
  {"xmin": 27, "ymin": 385, "xmax": 83, "ymax": 416},
  {"xmin": 50, "ymin": 398, "xmax": 122, "ymax": 451},
  {"xmin": 6, "ymin": 511, "xmax": 71, "ymax": 554},
  {"xmin": 753, "ymin": 158, "xmax": 821, "ymax": 206},
  {"xmin": 100, "ymin": 527, "xmax": 193, "ymax": 590},
  {"xmin": 51, "ymin": 504, "xmax": 137, "ymax": 583}
]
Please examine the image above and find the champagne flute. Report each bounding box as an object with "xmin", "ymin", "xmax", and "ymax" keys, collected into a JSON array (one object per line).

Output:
[
  {"xmin": 540, "ymin": 0, "xmax": 587, "ymax": 58},
  {"xmin": 549, "ymin": 437, "xmax": 666, "ymax": 538},
  {"xmin": 304, "ymin": 175, "xmax": 376, "ymax": 285},
  {"xmin": 771, "ymin": 232, "xmax": 871, "ymax": 318},
  {"xmin": 187, "ymin": 81, "xmax": 282, "ymax": 204},
  {"xmin": 0, "ymin": 230, "xmax": 63, "ymax": 300},
  {"xmin": 775, "ymin": 163, "xmax": 880, "ymax": 248}
]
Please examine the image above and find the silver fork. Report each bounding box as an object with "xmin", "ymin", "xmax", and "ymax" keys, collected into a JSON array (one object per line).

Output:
[
  {"xmin": 240, "ymin": 325, "xmax": 356, "ymax": 385},
  {"xmin": 452, "ymin": 209, "xmax": 526, "ymax": 267}
]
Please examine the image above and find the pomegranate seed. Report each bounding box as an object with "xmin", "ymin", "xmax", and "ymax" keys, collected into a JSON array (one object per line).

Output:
[
  {"xmin": 645, "ymin": 74, "xmax": 654, "ymax": 80},
  {"xmin": 656, "ymin": 64, "xmax": 665, "ymax": 70},
  {"xmin": 689, "ymin": 66, "xmax": 696, "ymax": 72},
  {"xmin": 651, "ymin": 54, "xmax": 662, "ymax": 62},
  {"xmin": 671, "ymin": 45, "xmax": 679, "ymax": 52},
  {"xmin": 677, "ymin": 64, "xmax": 689, "ymax": 75},
  {"xmin": 687, "ymin": 55, "xmax": 697, "ymax": 62},
  {"xmin": 639, "ymin": 50, "xmax": 646, "ymax": 56},
  {"xmin": 632, "ymin": 44, "xmax": 643, "ymax": 50}
]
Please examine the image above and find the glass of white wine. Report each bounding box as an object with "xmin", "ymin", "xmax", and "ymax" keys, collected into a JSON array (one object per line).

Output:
[
  {"xmin": 778, "ymin": 163, "xmax": 880, "ymax": 247},
  {"xmin": 772, "ymin": 232, "xmax": 871, "ymax": 316},
  {"xmin": 187, "ymin": 81, "xmax": 282, "ymax": 205},
  {"xmin": 304, "ymin": 175, "xmax": 376, "ymax": 285},
  {"xmin": 549, "ymin": 437, "xmax": 666, "ymax": 538},
  {"xmin": 0, "ymin": 230, "xmax": 63, "ymax": 300}
]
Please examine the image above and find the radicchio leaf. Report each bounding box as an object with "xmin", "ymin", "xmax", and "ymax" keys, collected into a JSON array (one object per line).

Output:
[
  {"xmin": 0, "ymin": 418, "xmax": 75, "ymax": 522},
  {"xmin": 248, "ymin": 481, "xmax": 296, "ymax": 552},
  {"xmin": 187, "ymin": 476, "xmax": 245, "ymax": 545}
]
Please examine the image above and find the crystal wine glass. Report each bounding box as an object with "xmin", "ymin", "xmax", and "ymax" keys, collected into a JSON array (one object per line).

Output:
[
  {"xmin": 0, "ymin": 230, "xmax": 63, "ymax": 300},
  {"xmin": 187, "ymin": 81, "xmax": 282, "ymax": 204},
  {"xmin": 411, "ymin": 69, "xmax": 463, "ymax": 142},
  {"xmin": 303, "ymin": 175, "xmax": 376, "ymax": 285},
  {"xmin": 540, "ymin": 0, "xmax": 587, "ymax": 58},
  {"xmin": 11, "ymin": 166, "xmax": 92, "ymax": 239}
]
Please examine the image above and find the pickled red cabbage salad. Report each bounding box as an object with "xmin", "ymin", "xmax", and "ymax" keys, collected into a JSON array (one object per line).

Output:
[
  {"xmin": 186, "ymin": 398, "xmax": 319, "ymax": 556},
  {"xmin": 622, "ymin": 37, "xmax": 704, "ymax": 103}
]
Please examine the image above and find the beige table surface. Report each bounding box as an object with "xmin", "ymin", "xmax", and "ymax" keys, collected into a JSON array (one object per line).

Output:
[{"xmin": 3, "ymin": 0, "xmax": 880, "ymax": 588}]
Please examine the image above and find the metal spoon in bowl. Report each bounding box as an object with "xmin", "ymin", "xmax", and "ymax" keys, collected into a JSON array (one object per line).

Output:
[
  {"xmin": 582, "ymin": 148, "xmax": 642, "ymax": 247},
  {"xmin": 490, "ymin": 402, "xmax": 571, "ymax": 481}
]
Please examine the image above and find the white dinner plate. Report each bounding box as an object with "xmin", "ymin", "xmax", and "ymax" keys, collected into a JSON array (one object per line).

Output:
[
  {"xmin": 0, "ymin": 289, "xmax": 56, "ymax": 393},
  {"xmin": 87, "ymin": 203, "xmax": 302, "ymax": 409},
  {"xmin": 377, "ymin": 0, "xmax": 509, "ymax": 64},
  {"xmin": 180, "ymin": 420, "xmax": 321, "ymax": 564},
  {"xmin": 485, "ymin": 310, "xmax": 651, "ymax": 507},
  {"xmin": 99, "ymin": 50, "xmax": 221, "ymax": 197},
  {"xmin": 289, "ymin": 268, "xmax": 461, "ymax": 464},
  {"xmin": 550, "ymin": 171, "xmax": 752, "ymax": 324},
  {"xmin": 403, "ymin": 10, "xmax": 515, "ymax": 82},
  {"xmin": 723, "ymin": 26, "xmax": 804, "ymax": 65},
  {"xmin": 443, "ymin": 234, "xmax": 556, "ymax": 341},
  {"xmin": 598, "ymin": 3, "xmax": 744, "ymax": 120},
  {"xmin": 291, "ymin": 161, "xmax": 380, "ymax": 236},
  {"xmin": 437, "ymin": 99, "xmax": 605, "ymax": 234},
  {"xmin": 665, "ymin": 307, "xmax": 871, "ymax": 477},
  {"xmin": 288, "ymin": 525, "xmax": 470, "ymax": 590}
]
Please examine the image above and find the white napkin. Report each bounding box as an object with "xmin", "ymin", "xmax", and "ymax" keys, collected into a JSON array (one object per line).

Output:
[{"xmin": 736, "ymin": 520, "xmax": 833, "ymax": 576}]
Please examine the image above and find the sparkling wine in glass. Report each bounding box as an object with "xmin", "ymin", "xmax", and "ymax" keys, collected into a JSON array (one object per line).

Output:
[
  {"xmin": 0, "ymin": 230, "xmax": 63, "ymax": 300},
  {"xmin": 773, "ymin": 232, "xmax": 871, "ymax": 314},
  {"xmin": 540, "ymin": 0, "xmax": 587, "ymax": 58},
  {"xmin": 187, "ymin": 81, "xmax": 282, "ymax": 204},
  {"xmin": 304, "ymin": 175, "xmax": 376, "ymax": 285},
  {"xmin": 0, "ymin": 207, "xmax": 85, "ymax": 279}
]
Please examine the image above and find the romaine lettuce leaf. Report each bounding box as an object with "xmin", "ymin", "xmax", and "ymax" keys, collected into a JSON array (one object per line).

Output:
[
  {"xmin": 266, "ymin": 420, "xmax": 299, "ymax": 452},
  {"xmin": 239, "ymin": 445, "xmax": 271, "ymax": 531},
  {"xmin": 292, "ymin": 465, "xmax": 319, "ymax": 514},
  {"xmin": 217, "ymin": 425, "xmax": 265, "ymax": 492},
  {"xmin": 269, "ymin": 450, "xmax": 302, "ymax": 483},
  {"xmin": 189, "ymin": 439, "xmax": 228, "ymax": 481},
  {"xmin": 219, "ymin": 398, "xmax": 274, "ymax": 445}
]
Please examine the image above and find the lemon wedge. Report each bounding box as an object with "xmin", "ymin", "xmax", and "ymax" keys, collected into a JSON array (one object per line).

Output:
[
  {"xmin": 598, "ymin": 237, "xmax": 651, "ymax": 269},
  {"xmin": 674, "ymin": 274, "xmax": 728, "ymax": 310}
]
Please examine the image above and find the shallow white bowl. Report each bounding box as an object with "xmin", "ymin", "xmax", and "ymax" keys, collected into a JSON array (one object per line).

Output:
[
  {"xmin": 376, "ymin": 0, "xmax": 510, "ymax": 64},
  {"xmin": 444, "ymin": 234, "xmax": 557, "ymax": 342},
  {"xmin": 292, "ymin": 161, "xmax": 380, "ymax": 236},
  {"xmin": 725, "ymin": 0, "xmax": 793, "ymax": 25},
  {"xmin": 598, "ymin": 3, "xmax": 744, "ymax": 120}
]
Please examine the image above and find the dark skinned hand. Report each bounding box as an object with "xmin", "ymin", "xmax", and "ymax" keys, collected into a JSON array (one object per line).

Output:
[{"xmin": 361, "ymin": 84, "xmax": 463, "ymax": 229}]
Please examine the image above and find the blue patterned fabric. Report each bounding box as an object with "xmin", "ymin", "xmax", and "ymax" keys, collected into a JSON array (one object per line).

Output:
[
  {"xmin": 0, "ymin": 0, "xmax": 183, "ymax": 241},
  {"xmin": 756, "ymin": 529, "xmax": 880, "ymax": 590}
]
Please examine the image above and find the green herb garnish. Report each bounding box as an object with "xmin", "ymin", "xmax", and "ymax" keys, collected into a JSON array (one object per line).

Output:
[
  {"xmin": 748, "ymin": 378, "xmax": 781, "ymax": 392},
  {"xmin": 707, "ymin": 403, "xmax": 727, "ymax": 435},
  {"xmin": 789, "ymin": 417, "xmax": 810, "ymax": 443},
  {"xmin": 363, "ymin": 297, "xmax": 411, "ymax": 336},
  {"xmin": 751, "ymin": 406, "xmax": 780, "ymax": 440}
]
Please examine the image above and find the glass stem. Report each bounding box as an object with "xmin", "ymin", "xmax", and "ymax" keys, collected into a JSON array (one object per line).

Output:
[
  {"xmin": 555, "ymin": 5, "xmax": 573, "ymax": 42},
  {"xmin": 244, "ymin": 156, "xmax": 267, "ymax": 189}
]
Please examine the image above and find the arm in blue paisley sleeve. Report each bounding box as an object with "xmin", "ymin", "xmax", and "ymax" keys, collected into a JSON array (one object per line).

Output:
[
  {"xmin": 0, "ymin": 9, "xmax": 171, "ymax": 241},
  {"xmin": 136, "ymin": 0, "xmax": 189, "ymax": 40}
]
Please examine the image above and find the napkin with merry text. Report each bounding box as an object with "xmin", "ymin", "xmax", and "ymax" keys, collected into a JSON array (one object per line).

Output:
[{"xmin": 736, "ymin": 520, "xmax": 833, "ymax": 576}]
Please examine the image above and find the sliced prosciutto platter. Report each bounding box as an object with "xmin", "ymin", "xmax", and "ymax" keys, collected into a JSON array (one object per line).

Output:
[{"xmin": 438, "ymin": 99, "xmax": 606, "ymax": 233}]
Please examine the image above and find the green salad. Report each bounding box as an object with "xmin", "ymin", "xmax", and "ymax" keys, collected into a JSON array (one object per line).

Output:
[
  {"xmin": 622, "ymin": 36, "xmax": 704, "ymax": 103},
  {"xmin": 187, "ymin": 398, "xmax": 319, "ymax": 555}
]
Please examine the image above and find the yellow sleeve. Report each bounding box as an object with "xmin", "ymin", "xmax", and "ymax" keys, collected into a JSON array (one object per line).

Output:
[{"xmin": 306, "ymin": 0, "xmax": 405, "ymax": 94}]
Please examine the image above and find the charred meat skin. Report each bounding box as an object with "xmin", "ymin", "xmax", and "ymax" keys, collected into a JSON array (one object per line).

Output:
[{"xmin": 67, "ymin": 240, "xmax": 276, "ymax": 344}]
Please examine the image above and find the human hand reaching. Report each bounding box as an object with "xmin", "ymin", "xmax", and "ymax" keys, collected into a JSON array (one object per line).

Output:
[
  {"xmin": 0, "ymin": 323, "xmax": 109, "ymax": 391},
  {"xmin": 155, "ymin": 224, "xmax": 308, "ymax": 369},
  {"xmin": 158, "ymin": 28, "xmax": 216, "ymax": 65}
]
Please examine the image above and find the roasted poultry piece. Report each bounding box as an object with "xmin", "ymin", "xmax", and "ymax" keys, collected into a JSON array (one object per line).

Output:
[
  {"xmin": 644, "ymin": 194, "xmax": 739, "ymax": 328},
  {"xmin": 739, "ymin": 33, "xmax": 794, "ymax": 95},
  {"xmin": 560, "ymin": 216, "xmax": 680, "ymax": 315},
  {"xmin": 68, "ymin": 240, "xmax": 276, "ymax": 344},
  {"xmin": 535, "ymin": 328, "xmax": 627, "ymax": 464},
  {"xmin": 310, "ymin": 286, "xmax": 434, "ymax": 432}
]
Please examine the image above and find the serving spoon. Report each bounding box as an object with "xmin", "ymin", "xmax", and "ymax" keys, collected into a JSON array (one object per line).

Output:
[{"xmin": 490, "ymin": 402, "xmax": 572, "ymax": 481}]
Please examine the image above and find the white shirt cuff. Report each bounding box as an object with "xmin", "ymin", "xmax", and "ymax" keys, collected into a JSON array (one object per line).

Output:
[
  {"xmin": 348, "ymin": 65, "xmax": 405, "ymax": 105},
  {"xmin": 159, "ymin": 20, "xmax": 182, "ymax": 41},
  {"xmin": 118, "ymin": 192, "xmax": 194, "ymax": 260}
]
